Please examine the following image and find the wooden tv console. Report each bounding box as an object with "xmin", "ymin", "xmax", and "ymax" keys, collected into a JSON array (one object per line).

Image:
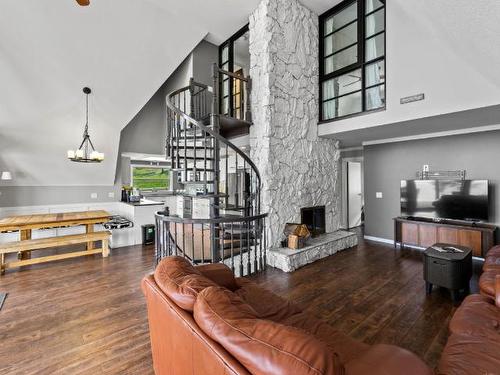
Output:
[{"xmin": 393, "ymin": 217, "xmax": 496, "ymax": 258}]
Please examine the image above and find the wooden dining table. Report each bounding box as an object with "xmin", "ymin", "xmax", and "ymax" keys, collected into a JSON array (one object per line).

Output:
[{"xmin": 0, "ymin": 210, "xmax": 111, "ymax": 259}]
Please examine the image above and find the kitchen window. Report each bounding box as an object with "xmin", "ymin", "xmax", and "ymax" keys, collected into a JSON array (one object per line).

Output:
[
  {"xmin": 319, "ymin": 0, "xmax": 386, "ymax": 121},
  {"xmin": 131, "ymin": 166, "xmax": 170, "ymax": 192}
]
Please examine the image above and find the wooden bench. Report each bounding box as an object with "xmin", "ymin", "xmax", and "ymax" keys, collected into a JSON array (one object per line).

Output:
[{"xmin": 0, "ymin": 231, "xmax": 111, "ymax": 275}]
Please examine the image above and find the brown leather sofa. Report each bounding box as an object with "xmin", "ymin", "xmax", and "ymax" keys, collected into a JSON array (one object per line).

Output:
[
  {"xmin": 142, "ymin": 256, "xmax": 433, "ymax": 375},
  {"xmin": 479, "ymin": 245, "xmax": 500, "ymax": 303},
  {"xmin": 436, "ymin": 245, "xmax": 500, "ymax": 374}
]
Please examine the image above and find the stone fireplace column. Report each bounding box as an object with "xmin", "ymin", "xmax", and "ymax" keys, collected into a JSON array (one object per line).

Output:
[{"xmin": 249, "ymin": 0, "xmax": 341, "ymax": 248}]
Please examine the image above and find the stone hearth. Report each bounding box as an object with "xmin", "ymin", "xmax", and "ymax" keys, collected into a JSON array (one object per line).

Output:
[{"xmin": 266, "ymin": 230, "xmax": 358, "ymax": 272}]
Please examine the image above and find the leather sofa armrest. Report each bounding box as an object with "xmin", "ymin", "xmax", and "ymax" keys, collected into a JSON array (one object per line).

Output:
[
  {"xmin": 196, "ymin": 263, "xmax": 238, "ymax": 291},
  {"xmin": 495, "ymin": 274, "xmax": 500, "ymax": 308}
]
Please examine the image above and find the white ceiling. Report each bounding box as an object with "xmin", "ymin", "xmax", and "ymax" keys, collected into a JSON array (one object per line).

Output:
[
  {"xmin": 0, "ymin": 0, "xmax": 341, "ymax": 187},
  {"xmin": 0, "ymin": 0, "xmax": 211, "ymax": 186},
  {"xmin": 145, "ymin": 0, "xmax": 342, "ymax": 44},
  {"xmin": 1, "ymin": 0, "xmax": 305, "ymax": 187}
]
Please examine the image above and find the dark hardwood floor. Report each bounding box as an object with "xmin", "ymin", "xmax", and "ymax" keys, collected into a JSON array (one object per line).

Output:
[
  {"xmin": 0, "ymin": 236, "xmax": 482, "ymax": 373},
  {"xmin": 251, "ymin": 239, "xmax": 481, "ymax": 368}
]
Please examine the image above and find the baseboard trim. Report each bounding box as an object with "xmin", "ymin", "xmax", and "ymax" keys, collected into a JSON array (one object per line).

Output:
[
  {"xmin": 364, "ymin": 236, "xmax": 425, "ymax": 250},
  {"xmin": 363, "ymin": 235, "xmax": 424, "ymax": 250},
  {"xmin": 363, "ymin": 235, "xmax": 394, "ymax": 245}
]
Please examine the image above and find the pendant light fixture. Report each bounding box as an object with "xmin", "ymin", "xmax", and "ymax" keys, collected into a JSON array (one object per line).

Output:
[{"xmin": 67, "ymin": 87, "xmax": 104, "ymax": 163}]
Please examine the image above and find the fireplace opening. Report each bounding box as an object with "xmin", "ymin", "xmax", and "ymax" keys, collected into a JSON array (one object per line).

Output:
[{"xmin": 301, "ymin": 206, "xmax": 325, "ymax": 237}]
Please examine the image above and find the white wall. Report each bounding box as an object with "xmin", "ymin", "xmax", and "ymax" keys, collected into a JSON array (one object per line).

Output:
[{"xmin": 319, "ymin": 0, "xmax": 500, "ymax": 136}]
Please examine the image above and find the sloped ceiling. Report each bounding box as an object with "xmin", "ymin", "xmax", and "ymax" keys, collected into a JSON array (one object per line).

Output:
[
  {"xmin": 0, "ymin": 0, "xmax": 261, "ymax": 186},
  {"xmin": 0, "ymin": 0, "xmax": 343, "ymax": 187}
]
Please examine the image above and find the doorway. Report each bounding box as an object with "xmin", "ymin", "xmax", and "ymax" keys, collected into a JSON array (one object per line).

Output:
[{"xmin": 341, "ymin": 157, "xmax": 364, "ymax": 230}]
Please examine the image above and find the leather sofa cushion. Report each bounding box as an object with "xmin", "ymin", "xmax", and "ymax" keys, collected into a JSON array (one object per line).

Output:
[
  {"xmin": 194, "ymin": 286, "xmax": 345, "ymax": 375},
  {"xmin": 235, "ymin": 279, "xmax": 368, "ymax": 364},
  {"xmin": 449, "ymin": 294, "xmax": 500, "ymax": 339},
  {"xmin": 154, "ymin": 256, "xmax": 218, "ymax": 312},
  {"xmin": 345, "ymin": 344, "xmax": 434, "ymax": 375},
  {"xmin": 437, "ymin": 333, "xmax": 500, "ymax": 375},
  {"xmin": 484, "ymin": 254, "xmax": 500, "ymax": 271},
  {"xmin": 235, "ymin": 278, "xmax": 302, "ymax": 322},
  {"xmin": 487, "ymin": 245, "xmax": 500, "ymax": 257},
  {"xmin": 281, "ymin": 311, "xmax": 369, "ymax": 364},
  {"xmin": 197, "ymin": 263, "xmax": 239, "ymax": 291},
  {"xmin": 479, "ymin": 270, "xmax": 498, "ymax": 299}
]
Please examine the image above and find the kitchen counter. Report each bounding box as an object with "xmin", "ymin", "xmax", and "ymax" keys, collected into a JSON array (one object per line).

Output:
[{"xmin": 124, "ymin": 199, "xmax": 165, "ymax": 207}]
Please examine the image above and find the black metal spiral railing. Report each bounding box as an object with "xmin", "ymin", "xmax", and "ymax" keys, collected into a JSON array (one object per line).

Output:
[
  {"xmin": 157, "ymin": 64, "xmax": 267, "ymax": 276},
  {"xmin": 155, "ymin": 213, "xmax": 267, "ymax": 277}
]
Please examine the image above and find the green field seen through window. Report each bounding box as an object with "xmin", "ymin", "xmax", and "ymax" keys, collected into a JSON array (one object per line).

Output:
[{"xmin": 132, "ymin": 167, "xmax": 169, "ymax": 190}]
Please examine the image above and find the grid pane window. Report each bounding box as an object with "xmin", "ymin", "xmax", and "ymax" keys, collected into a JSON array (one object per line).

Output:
[
  {"xmin": 365, "ymin": 32, "xmax": 385, "ymax": 61},
  {"xmin": 365, "ymin": 60, "xmax": 385, "ymax": 87},
  {"xmin": 220, "ymin": 44, "xmax": 231, "ymax": 116},
  {"xmin": 324, "ymin": 45, "xmax": 358, "ymax": 74},
  {"xmin": 218, "ymin": 26, "xmax": 249, "ymax": 119},
  {"xmin": 323, "ymin": 91, "xmax": 362, "ymax": 120},
  {"xmin": 365, "ymin": 0, "xmax": 384, "ymax": 14},
  {"xmin": 322, "ymin": 69, "xmax": 362, "ymax": 100},
  {"xmin": 365, "ymin": 8, "xmax": 384, "ymax": 37},
  {"xmin": 324, "ymin": 2, "xmax": 357, "ymax": 34},
  {"xmin": 221, "ymin": 46, "xmax": 229, "ymax": 62},
  {"xmin": 320, "ymin": 0, "xmax": 386, "ymax": 121},
  {"xmin": 324, "ymin": 22, "xmax": 358, "ymax": 55},
  {"xmin": 365, "ymin": 85, "xmax": 385, "ymax": 110}
]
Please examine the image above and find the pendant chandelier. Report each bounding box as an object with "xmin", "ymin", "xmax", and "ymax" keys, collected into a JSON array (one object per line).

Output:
[{"xmin": 67, "ymin": 87, "xmax": 104, "ymax": 163}]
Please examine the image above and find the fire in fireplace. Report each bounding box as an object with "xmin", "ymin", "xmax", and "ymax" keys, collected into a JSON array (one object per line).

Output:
[{"xmin": 300, "ymin": 206, "xmax": 326, "ymax": 237}]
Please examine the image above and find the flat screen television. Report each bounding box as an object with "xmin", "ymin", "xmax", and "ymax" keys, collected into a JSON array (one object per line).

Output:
[{"xmin": 400, "ymin": 179, "xmax": 489, "ymax": 222}]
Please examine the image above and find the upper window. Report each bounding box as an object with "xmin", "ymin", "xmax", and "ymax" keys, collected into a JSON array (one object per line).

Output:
[
  {"xmin": 319, "ymin": 0, "xmax": 386, "ymax": 121},
  {"xmin": 219, "ymin": 25, "xmax": 250, "ymax": 119}
]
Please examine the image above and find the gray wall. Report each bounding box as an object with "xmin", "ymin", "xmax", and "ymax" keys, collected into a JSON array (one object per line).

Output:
[
  {"xmin": 364, "ymin": 130, "xmax": 500, "ymax": 240},
  {"xmin": 118, "ymin": 86, "xmax": 167, "ymax": 156},
  {"xmin": 192, "ymin": 40, "xmax": 219, "ymax": 86}
]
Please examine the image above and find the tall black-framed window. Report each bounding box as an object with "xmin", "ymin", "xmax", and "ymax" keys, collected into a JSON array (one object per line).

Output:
[
  {"xmin": 219, "ymin": 24, "xmax": 249, "ymax": 118},
  {"xmin": 319, "ymin": 0, "xmax": 386, "ymax": 122}
]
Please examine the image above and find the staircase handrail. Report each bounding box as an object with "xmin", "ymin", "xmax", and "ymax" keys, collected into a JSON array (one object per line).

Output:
[{"xmin": 166, "ymin": 81, "xmax": 261, "ymax": 214}]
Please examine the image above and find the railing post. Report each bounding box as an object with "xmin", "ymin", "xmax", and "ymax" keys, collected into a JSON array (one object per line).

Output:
[
  {"xmin": 165, "ymin": 106, "xmax": 171, "ymax": 160},
  {"xmin": 210, "ymin": 63, "xmax": 221, "ymax": 263},
  {"xmin": 189, "ymin": 78, "xmax": 195, "ymax": 119},
  {"xmin": 245, "ymin": 76, "xmax": 252, "ymax": 123}
]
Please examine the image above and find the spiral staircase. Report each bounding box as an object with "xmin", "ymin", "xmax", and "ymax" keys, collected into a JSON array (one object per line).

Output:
[{"xmin": 155, "ymin": 64, "xmax": 268, "ymax": 276}]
